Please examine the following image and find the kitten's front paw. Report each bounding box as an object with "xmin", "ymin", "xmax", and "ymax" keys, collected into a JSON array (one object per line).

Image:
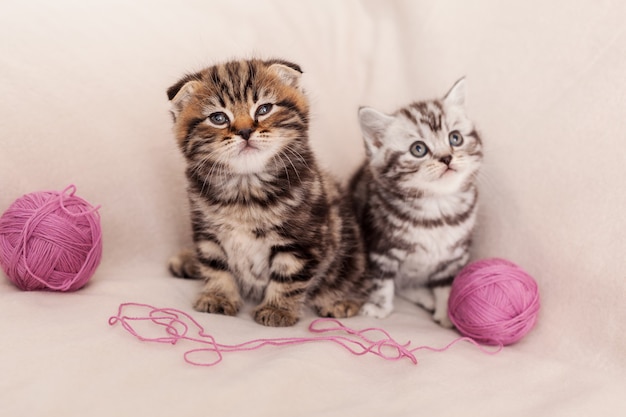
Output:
[
  {"xmin": 317, "ymin": 300, "xmax": 362, "ymax": 319},
  {"xmin": 253, "ymin": 304, "xmax": 299, "ymax": 327},
  {"xmin": 359, "ymin": 302, "xmax": 392, "ymax": 319},
  {"xmin": 433, "ymin": 310, "xmax": 454, "ymax": 329},
  {"xmin": 193, "ymin": 293, "xmax": 240, "ymax": 316},
  {"xmin": 432, "ymin": 286, "xmax": 453, "ymax": 328},
  {"xmin": 168, "ymin": 249, "xmax": 199, "ymax": 279}
]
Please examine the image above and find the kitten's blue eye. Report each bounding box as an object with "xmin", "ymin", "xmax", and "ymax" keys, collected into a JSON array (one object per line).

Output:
[
  {"xmin": 449, "ymin": 131, "xmax": 464, "ymax": 147},
  {"xmin": 410, "ymin": 141, "xmax": 429, "ymax": 158},
  {"xmin": 209, "ymin": 112, "xmax": 229, "ymax": 126},
  {"xmin": 256, "ymin": 103, "xmax": 273, "ymax": 117}
]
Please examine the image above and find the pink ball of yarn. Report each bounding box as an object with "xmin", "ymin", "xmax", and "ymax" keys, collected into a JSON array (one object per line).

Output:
[
  {"xmin": 448, "ymin": 258, "xmax": 540, "ymax": 346},
  {"xmin": 0, "ymin": 185, "xmax": 103, "ymax": 291}
]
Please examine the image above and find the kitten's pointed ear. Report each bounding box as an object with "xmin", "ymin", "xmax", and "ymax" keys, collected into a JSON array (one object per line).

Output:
[
  {"xmin": 443, "ymin": 77, "xmax": 466, "ymax": 108},
  {"xmin": 267, "ymin": 62, "xmax": 303, "ymax": 88},
  {"xmin": 358, "ymin": 107, "xmax": 395, "ymax": 155},
  {"xmin": 167, "ymin": 73, "xmax": 203, "ymax": 118}
]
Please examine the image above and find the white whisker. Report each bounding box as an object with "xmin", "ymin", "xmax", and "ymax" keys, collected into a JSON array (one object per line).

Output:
[
  {"xmin": 279, "ymin": 149, "xmax": 301, "ymax": 185},
  {"xmin": 274, "ymin": 153, "xmax": 291, "ymax": 189}
]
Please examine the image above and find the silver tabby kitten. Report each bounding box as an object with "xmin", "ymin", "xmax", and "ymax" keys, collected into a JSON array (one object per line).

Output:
[
  {"xmin": 167, "ymin": 59, "xmax": 372, "ymax": 327},
  {"xmin": 349, "ymin": 79, "xmax": 482, "ymax": 327}
]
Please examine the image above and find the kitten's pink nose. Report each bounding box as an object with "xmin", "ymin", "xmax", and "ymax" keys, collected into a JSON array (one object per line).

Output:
[
  {"xmin": 238, "ymin": 128, "xmax": 253, "ymax": 140},
  {"xmin": 440, "ymin": 155, "xmax": 452, "ymax": 166}
]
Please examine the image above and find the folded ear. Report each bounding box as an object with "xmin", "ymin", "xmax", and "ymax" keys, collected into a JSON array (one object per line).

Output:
[
  {"xmin": 267, "ymin": 62, "xmax": 303, "ymax": 88},
  {"xmin": 358, "ymin": 107, "xmax": 395, "ymax": 155},
  {"xmin": 167, "ymin": 72, "xmax": 203, "ymax": 118},
  {"xmin": 443, "ymin": 77, "xmax": 466, "ymax": 108}
]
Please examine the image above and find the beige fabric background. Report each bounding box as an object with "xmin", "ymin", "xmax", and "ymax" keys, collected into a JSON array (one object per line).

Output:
[{"xmin": 1, "ymin": 0, "xmax": 625, "ymax": 415}]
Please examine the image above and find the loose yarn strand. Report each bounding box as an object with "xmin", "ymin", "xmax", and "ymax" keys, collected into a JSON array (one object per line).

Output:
[{"xmin": 108, "ymin": 303, "xmax": 502, "ymax": 367}]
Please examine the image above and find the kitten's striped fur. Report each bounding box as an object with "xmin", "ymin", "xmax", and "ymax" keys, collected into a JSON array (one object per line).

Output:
[
  {"xmin": 167, "ymin": 59, "xmax": 371, "ymax": 327},
  {"xmin": 350, "ymin": 79, "xmax": 482, "ymax": 327}
]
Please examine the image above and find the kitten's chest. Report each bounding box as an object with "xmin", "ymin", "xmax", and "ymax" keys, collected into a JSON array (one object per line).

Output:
[
  {"xmin": 395, "ymin": 195, "xmax": 476, "ymax": 286},
  {"xmin": 197, "ymin": 199, "xmax": 286, "ymax": 297},
  {"xmin": 216, "ymin": 217, "xmax": 284, "ymax": 300},
  {"xmin": 220, "ymin": 226, "xmax": 274, "ymax": 285},
  {"xmin": 399, "ymin": 226, "xmax": 467, "ymax": 272}
]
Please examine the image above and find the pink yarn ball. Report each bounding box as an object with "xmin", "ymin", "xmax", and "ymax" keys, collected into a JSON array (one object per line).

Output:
[
  {"xmin": 448, "ymin": 258, "xmax": 540, "ymax": 346},
  {"xmin": 0, "ymin": 185, "xmax": 103, "ymax": 291}
]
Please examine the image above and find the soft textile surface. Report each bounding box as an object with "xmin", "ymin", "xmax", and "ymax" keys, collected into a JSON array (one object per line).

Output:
[{"xmin": 1, "ymin": 0, "xmax": 625, "ymax": 415}]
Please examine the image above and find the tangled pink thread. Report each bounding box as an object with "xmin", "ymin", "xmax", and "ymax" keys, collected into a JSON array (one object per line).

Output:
[{"xmin": 108, "ymin": 303, "xmax": 501, "ymax": 366}]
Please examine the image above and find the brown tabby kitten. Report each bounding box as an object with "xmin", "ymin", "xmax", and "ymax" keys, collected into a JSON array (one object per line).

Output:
[{"xmin": 166, "ymin": 58, "xmax": 371, "ymax": 327}]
